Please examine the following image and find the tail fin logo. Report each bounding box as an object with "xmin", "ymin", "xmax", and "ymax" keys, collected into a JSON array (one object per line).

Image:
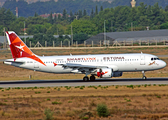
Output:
[
  {"xmin": 15, "ymin": 45, "xmax": 25, "ymax": 57},
  {"xmin": 6, "ymin": 31, "xmax": 46, "ymax": 66}
]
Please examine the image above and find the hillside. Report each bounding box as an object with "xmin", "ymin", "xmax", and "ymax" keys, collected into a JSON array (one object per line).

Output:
[
  {"xmin": 2, "ymin": 0, "xmax": 168, "ymax": 17},
  {"xmin": 0, "ymin": 0, "xmax": 6, "ymax": 7},
  {"xmin": 1, "ymin": 0, "xmax": 114, "ymax": 7}
]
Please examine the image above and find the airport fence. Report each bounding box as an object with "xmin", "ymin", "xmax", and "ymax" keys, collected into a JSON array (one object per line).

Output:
[
  {"xmin": 23, "ymin": 39, "xmax": 168, "ymax": 48},
  {"xmin": 1, "ymin": 39, "xmax": 168, "ymax": 49}
]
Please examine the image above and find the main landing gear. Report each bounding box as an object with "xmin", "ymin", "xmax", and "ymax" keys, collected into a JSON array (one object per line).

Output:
[
  {"xmin": 83, "ymin": 76, "xmax": 89, "ymax": 81},
  {"xmin": 83, "ymin": 75, "xmax": 95, "ymax": 81},
  {"xmin": 142, "ymin": 71, "xmax": 147, "ymax": 80},
  {"xmin": 90, "ymin": 75, "xmax": 95, "ymax": 81}
]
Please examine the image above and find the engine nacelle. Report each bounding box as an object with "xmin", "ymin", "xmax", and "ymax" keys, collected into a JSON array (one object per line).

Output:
[
  {"xmin": 97, "ymin": 69, "xmax": 123, "ymax": 78},
  {"xmin": 113, "ymin": 72, "xmax": 123, "ymax": 77},
  {"xmin": 97, "ymin": 68, "xmax": 113, "ymax": 78}
]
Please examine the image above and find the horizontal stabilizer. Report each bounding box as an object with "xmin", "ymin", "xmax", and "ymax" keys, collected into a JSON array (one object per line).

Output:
[{"xmin": 3, "ymin": 60, "xmax": 25, "ymax": 66}]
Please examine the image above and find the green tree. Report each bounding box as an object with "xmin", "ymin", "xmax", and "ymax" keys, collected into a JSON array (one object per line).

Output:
[
  {"xmin": 160, "ymin": 22, "xmax": 168, "ymax": 29},
  {"xmin": 58, "ymin": 33, "xmax": 64, "ymax": 42},
  {"xmin": 67, "ymin": 19, "xmax": 98, "ymax": 35},
  {"xmin": 33, "ymin": 33, "xmax": 44, "ymax": 45},
  {"xmin": 0, "ymin": 8, "xmax": 16, "ymax": 30},
  {"xmin": 63, "ymin": 9, "xmax": 67, "ymax": 20},
  {"xmin": 27, "ymin": 23, "xmax": 52, "ymax": 34},
  {"xmin": 152, "ymin": 3, "xmax": 161, "ymax": 25},
  {"xmin": 165, "ymin": 5, "xmax": 168, "ymax": 11},
  {"xmin": 90, "ymin": 8, "xmax": 94, "ymax": 19},
  {"xmin": 138, "ymin": 2, "xmax": 147, "ymax": 16},
  {"xmin": 43, "ymin": 33, "xmax": 56, "ymax": 46},
  {"xmin": 0, "ymin": 8, "xmax": 6, "ymax": 34},
  {"xmin": 48, "ymin": 12, "xmax": 53, "ymax": 24},
  {"xmin": 34, "ymin": 12, "xmax": 38, "ymax": 17},
  {"xmin": 139, "ymin": 16, "xmax": 151, "ymax": 26},
  {"xmin": 100, "ymin": 6, "xmax": 103, "ymax": 11},
  {"xmin": 46, "ymin": 24, "xmax": 57, "ymax": 35},
  {"xmin": 69, "ymin": 10, "xmax": 74, "ymax": 22},
  {"xmin": 9, "ymin": 17, "xmax": 26, "ymax": 34},
  {"xmin": 95, "ymin": 5, "xmax": 98, "ymax": 15},
  {"xmin": 53, "ymin": 14, "xmax": 57, "ymax": 23},
  {"xmin": 83, "ymin": 9, "xmax": 87, "ymax": 16},
  {"xmin": 73, "ymin": 33, "xmax": 89, "ymax": 44},
  {"xmin": 26, "ymin": 16, "xmax": 48, "ymax": 26},
  {"xmin": 129, "ymin": 7, "xmax": 138, "ymax": 22},
  {"xmin": 146, "ymin": 5, "xmax": 153, "ymax": 23},
  {"xmin": 78, "ymin": 10, "xmax": 83, "ymax": 19},
  {"xmin": 58, "ymin": 14, "xmax": 61, "ymax": 20}
]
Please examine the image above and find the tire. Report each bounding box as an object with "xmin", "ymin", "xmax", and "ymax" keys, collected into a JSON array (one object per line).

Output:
[
  {"xmin": 142, "ymin": 76, "xmax": 147, "ymax": 80},
  {"xmin": 83, "ymin": 76, "xmax": 89, "ymax": 81},
  {"xmin": 90, "ymin": 75, "xmax": 95, "ymax": 81}
]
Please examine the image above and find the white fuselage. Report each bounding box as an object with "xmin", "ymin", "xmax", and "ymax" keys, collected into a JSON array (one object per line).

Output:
[{"xmin": 4, "ymin": 53, "xmax": 166, "ymax": 74}]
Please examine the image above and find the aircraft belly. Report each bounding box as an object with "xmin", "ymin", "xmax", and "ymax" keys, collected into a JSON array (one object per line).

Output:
[
  {"xmin": 114, "ymin": 62, "xmax": 135, "ymax": 71},
  {"xmin": 118, "ymin": 63, "xmax": 147, "ymax": 72}
]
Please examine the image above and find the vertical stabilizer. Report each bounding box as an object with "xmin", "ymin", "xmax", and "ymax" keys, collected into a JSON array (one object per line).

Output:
[{"xmin": 6, "ymin": 31, "xmax": 46, "ymax": 66}]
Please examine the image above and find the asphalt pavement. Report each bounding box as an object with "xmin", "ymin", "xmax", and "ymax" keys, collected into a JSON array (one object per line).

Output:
[{"xmin": 0, "ymin": 78, "xmax": 168, "ymax": 88}]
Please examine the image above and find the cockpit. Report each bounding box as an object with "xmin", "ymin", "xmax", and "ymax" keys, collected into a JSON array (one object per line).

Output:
[{"xmin": 151, "ymin": 58, "xmax": 160, "ymax": 61}]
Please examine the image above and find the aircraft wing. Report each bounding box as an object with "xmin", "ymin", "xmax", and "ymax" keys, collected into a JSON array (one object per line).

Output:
[
  {"xmin": 61, "ymin": 63, "xmax": 107, "ymax": 68},
  {"xmin": 58, "ymin": 63, "xmax": 108, "ymax": 74}
]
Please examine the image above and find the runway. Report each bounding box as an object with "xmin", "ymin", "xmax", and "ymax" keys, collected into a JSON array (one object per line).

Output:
[{"xmin": 0, "ymin": 78, "xmax": 168, "ymax": 88}]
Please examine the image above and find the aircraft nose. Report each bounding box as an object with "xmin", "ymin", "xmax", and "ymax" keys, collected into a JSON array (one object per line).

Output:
[{"xmin": 161, "ymin": 60, "xmax": 166, "ymax": 68}]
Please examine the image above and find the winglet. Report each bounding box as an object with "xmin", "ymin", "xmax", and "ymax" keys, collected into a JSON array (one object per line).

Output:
[{"xmin": 6, "ymin": 31, "xmax": 46, "ymax": 66}]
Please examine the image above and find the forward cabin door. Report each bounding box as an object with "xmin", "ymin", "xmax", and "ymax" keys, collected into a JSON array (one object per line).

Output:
[{"xmin": 140, "ymin": 55, "xmax": 145, "ymax": 65}]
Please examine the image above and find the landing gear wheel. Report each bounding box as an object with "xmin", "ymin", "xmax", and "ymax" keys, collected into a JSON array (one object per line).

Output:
[
  {"xmin": 90, "ymin": 75, "xmax": 95, "ymax": 81},
  {"xmin": 142, "ymin": 71, "xmax": 147, "ymax": 80},
  {"xmin": 142, "ymin": 76, "xmax": 147, "ymax": 80},
  {"xmin": 83, "ymin": 76, "xmax": 89, "ymax": 82}
]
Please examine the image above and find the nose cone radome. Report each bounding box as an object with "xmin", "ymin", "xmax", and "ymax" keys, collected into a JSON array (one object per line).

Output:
[{"xmin": 161, "ymin": 60, "xmax": 167, "ymax": 68}]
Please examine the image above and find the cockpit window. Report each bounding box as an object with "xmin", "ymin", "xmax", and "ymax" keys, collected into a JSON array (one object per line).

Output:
[{"xmin": 151, "ymin": 58, "xmax": 160, "ymax": 61}]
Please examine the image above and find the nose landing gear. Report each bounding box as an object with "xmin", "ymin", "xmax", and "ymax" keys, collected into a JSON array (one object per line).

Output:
[{"xmin": 142, "ymin": 71, "xmax": 147, "ymax": 80}]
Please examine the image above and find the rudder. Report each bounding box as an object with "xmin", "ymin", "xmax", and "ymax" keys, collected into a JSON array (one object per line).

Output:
[
  {"xmin": 6, "ymin": 31, "xmax": 46, "ymax": 66},
  {"xmin": 6, "ymin": 31, "xmax": 34, "ymax": 60}
]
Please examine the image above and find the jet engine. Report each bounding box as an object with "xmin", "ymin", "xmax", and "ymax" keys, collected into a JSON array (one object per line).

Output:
[
  {"xmin": 97, "ymin": 68, "xmax": 122, "ymax": 78},
  {"xmin": 97, "ymin": 68, "xmax": 113, "ymax": 78}
]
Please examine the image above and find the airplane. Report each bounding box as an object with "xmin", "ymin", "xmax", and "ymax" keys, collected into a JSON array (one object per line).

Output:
[{"xmin": 3, "ymin": 31, "xmax": 166, "ymax": 81}]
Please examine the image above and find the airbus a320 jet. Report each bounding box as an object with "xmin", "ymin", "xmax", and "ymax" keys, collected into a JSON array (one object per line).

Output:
[{"xmin": 4, "ymin": 31, "xmax": 166, "ymax": 81}]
